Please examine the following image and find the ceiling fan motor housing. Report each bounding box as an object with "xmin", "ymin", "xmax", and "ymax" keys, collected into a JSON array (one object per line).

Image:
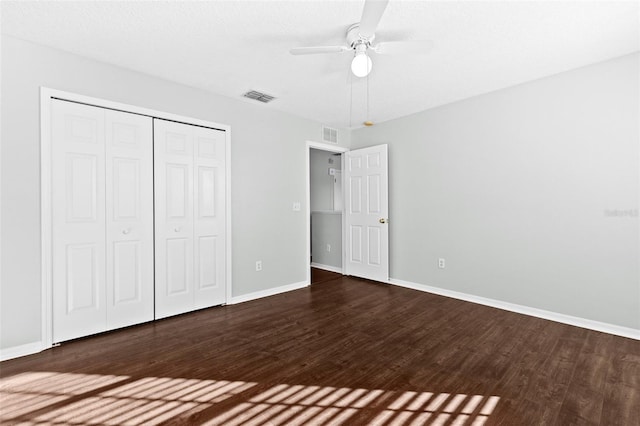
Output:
[{"xmin": 347, "ymin": 23, "xmax": 374, "ymax": 49}]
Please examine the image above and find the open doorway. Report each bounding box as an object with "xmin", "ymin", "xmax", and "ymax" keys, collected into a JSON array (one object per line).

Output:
[
  {"xmin": 305, "ymin": 142, "xmax": 348, "ymax": 284},
  {"xmin": 310, "ymin": 148, "xmax": 342, "ymax": 270}
]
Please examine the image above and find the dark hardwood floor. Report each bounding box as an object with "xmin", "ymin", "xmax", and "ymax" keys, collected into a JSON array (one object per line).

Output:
[
  {"xmin": 1, "ymin": 271, "xmax": 639, "ymax": 425},
  {"xmin": 311, "ymin": 268, "xmax": 342, "ymax": 285}
]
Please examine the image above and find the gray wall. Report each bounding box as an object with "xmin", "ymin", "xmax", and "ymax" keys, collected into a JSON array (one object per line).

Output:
[
  {"xmin": 352, "ymin": 53, "xmax": 639, "ymax": 329},
  {"xmin": 310, "ymin": 148, "xmax": 341, "ymax": 211},
  {"xmin": 0, "ymin": 35, "xmax": 350, "ymax": 350},
  {"xmin": 311, "ymin": 212, "xmax": 342, "ymax": 268}
]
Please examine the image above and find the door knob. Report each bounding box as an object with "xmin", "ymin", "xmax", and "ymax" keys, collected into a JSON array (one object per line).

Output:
[
  {"xmin": 122, "ymin": 228, "xmax": 130, "ymax": 235},
  {"xmin": 174, "ymin": 227, "xmax": 181, "ymax": 232},
  {"xmin": 379, "ymin": 218, "xmax": 388, "ymax": 224}
]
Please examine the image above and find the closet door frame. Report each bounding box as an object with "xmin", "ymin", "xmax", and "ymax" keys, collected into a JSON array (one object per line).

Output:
[{"xmin": 40, "ymin": 87, "xmax": 232, "ymax": 350}]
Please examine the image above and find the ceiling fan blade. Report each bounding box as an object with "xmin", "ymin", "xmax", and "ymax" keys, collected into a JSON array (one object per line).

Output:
[
  {"xmin": 374, "ymin": 40, "xmax": 434, "ymax": 55},
  {"xmin": 290, "ymin": 46, "xmax": 351, "ymax": 55},
  {"xmin": 359, "ymin": 0, "xmax": 389, "ymax": 39}
]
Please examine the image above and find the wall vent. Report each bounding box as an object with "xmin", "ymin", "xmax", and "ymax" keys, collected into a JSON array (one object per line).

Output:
[
  {"xmin": 322, "ymin": 126, "xmax": 338, "ymax": 144},
  {"xmin": 243, "ymin": 90, "xmax": 276, "ymax": 103}
]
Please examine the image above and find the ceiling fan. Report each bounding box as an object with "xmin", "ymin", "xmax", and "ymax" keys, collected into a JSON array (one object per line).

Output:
[{"xmin": 289, "ymin": 0, "xmax": 433, "ymax": 77}]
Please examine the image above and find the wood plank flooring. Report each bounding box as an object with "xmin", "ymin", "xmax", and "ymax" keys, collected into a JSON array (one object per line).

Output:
[
  {"xmin": 311, "ymin": 268, "xmax": 342, "ymax": 285},
  {"xmin": 1, "ymin": 271, "xmax": 638, "ymax": 425}
]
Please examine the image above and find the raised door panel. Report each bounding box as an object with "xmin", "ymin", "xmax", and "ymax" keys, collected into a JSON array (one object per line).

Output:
[
  {"xmin": 112, "ymin": 158, "xmax": 139, "ymax": 220},
  {"xmin": 193, "ymin": 127, "xmax": 226, "ymax": 308},
  {"xmin": 367, "ymin": 174, "xmax": 381, "ymax": 214},
  {"xmin": 105, "ymin": 110, "xmax": 153, "ymax": 330},
  {"xmin": 350, "ymin": 226, "xmax": 363, "ymax": 263},
  {"xmin": 52, "ymin": 100, "xmax": 107, "ymax": 343},
  {"xmin": 154, "ymin": 119, "xmax": 195, "ymax": 319},
  {"xmin": 167, "ymin": 164, "xmax": 189, "ymax": 218},
  {"xmin": 166, "ymin": 237, "xmax": 191, "ymax": 295},
  {"xmin": 349, "ymin": 176, "xmax": 363, "ymax": 214},
  {"xmin": 367, "ymin": 227, "xmax": 381, "ymax": 266},
  {"xmin": 197, "ymin": 167, "xmax": 216, "ymax": 218},
  {"xmin": 65, "ymin": 154, "xmax": 98, "ymax": 222},
  {"xmin": 66, "ymin": 244, "xmax": 100, "ymax": 312},
  {"xmin": 112, "ymin": 241, "xmax": 141, "ymax": 303},
  {"xmin": 197, "ymin": 236, "xmax": 217, "ymax": 289}
]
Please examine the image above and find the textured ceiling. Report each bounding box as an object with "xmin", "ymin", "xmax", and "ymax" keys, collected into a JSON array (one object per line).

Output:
[{"xmin": 2, "ymin": 1, "xmax": 638, "ymax": 129}]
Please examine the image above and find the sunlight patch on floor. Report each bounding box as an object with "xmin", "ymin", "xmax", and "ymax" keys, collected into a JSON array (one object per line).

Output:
[
  {"xmin": 0, "ymin": 372, "xmax": 500, "ymax": 425},
  {"xmin": 0, "ymin": 372, "xmax": 255, "ymax": 425},
  {"xmin": 206, "ymin": 386, "xmax": 500, "ymax": 426}
]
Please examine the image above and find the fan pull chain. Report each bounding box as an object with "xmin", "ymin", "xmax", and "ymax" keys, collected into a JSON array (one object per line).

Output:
[
  {"xmin": 367, "ymin": 65, "xmax": 370, "ymax": 123},
  {"xmin": 363, "ymin": 57, "xmax": 373, "ymax": 127},
  {"xmin": 349, "ymin": 64, "xmax": 353, "ymax": 128}
]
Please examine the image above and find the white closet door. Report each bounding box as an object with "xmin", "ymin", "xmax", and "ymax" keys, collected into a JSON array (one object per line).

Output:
[
  {"xmin": 154, "ymin": 119, "xmax": 226, "ymax": 318},
  {"xmin": 52, "ymin": 100, "xmax": 107, "ymax": 342},
  {"xmin": 105, "ymin": 110, "xmax": 154, "ymax": 330},
  {"xmin": 154, "ymin": 119, "xmax": 195, "ymax": 318},
  {"xmin": 193, "ymin": 126, "xmax": 226, "ymax": 308}
]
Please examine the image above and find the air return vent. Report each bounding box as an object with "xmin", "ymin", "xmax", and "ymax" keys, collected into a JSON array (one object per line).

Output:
[
  {"xmin": 243, "ymin": 90, "xmax": 276, "ymax": 103},
  {"xmin": 322, "ymin": 126, "xmax": 338, "ymax": 144}
]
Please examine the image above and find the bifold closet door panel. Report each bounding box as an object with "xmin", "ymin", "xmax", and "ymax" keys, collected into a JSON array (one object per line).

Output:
[
  {"xmin": 154, "ymin": 119, "xmax": 195, "ymax": 319},
  {"xmin": 105, "ymin": 109, "xmax": 154, "ymax": 330},
  {"xmin": 52, "ymin": 100, "xmax": 107, "ymax": 343},
  {"xmin": 193, "ymin": 125, "xmax": 226, "ymax": 309},
  {"xmin": 52, "ymin": 100, "xmax": 154, "ymax": 343},
  {"xmin": 154, "ymin": 119, "xmax": 226, "ymax": 318}
]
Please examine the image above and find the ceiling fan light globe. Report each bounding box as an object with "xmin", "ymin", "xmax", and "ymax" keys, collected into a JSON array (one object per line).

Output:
[{"xmin": 351, "ymin": 53, "xmax": 372, "ymax": 77}]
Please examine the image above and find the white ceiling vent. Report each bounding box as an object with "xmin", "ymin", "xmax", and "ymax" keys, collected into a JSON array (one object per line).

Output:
[
  {"xmin": 243, "ymin": 90, "xmax": 275, "ymax": 103},
  {"xmin": 322, "ymin": 126, "xmax": 338, "ymax": 144}
]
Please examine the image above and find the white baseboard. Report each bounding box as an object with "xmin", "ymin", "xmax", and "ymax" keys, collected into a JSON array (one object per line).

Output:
[
  {"xmin": 0, "ymin": 341, "xmax": 44, "ymax": 362},
  {"xmin": 389, "ymin": 278, "xmax": 640, "ymax": 340},
  {"xmin": 230, "ymin": 281, "xmax": 309, "ymax": 305},
  {"xmin": 311, "ymin": 263, "xmax": 343, "ymax": 274}
]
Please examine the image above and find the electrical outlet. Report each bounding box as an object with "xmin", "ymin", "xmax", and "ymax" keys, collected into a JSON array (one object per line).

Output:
[
  {"xmin": 438, "ymin": 258, "xmax": 446, "ymax": 269},
  {"xmin": 255, "ymin": 260, "xmax": 262, "ymax": 271},
  {"xmin": 326, "ymin": 244, "xmax": 331, "ymax": 252},
  {"xmin": 292, "ymin": 202, "xmax": 301, "ymax": 211}
]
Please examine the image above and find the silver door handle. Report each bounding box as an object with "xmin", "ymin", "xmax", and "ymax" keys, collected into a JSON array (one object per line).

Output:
[
  {"xmin": 122, "ymin": 228, "xmax": 130, "ymax": 235},
  {"xmin": 174, "ymin": 227, "xmax": 181, "ymax": 232}
]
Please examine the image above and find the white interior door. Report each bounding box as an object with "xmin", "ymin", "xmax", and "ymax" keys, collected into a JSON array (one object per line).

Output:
[
  {"xmin": 154, "ymin": 119, "xmax": 226, "ymax": 318},
  {"xmin": 105, "ymin": 110, "xmax": 154, "ymax": 330},
  {"xmin": 52, "ymin": 100, "xmax": 107, "ymax": 342},
  {"xmin": 344, "ymin": 144, "xmax": 389, "ymax": 282}
]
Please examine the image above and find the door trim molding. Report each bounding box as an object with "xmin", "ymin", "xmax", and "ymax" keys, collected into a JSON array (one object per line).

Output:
[
  {"xmin": 305, "ymin": 141, "xmax": 348, "ymax": 285},
  {"xmin": 40, "ymin": 87, "xmax": 232, "ymax": 350}
]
